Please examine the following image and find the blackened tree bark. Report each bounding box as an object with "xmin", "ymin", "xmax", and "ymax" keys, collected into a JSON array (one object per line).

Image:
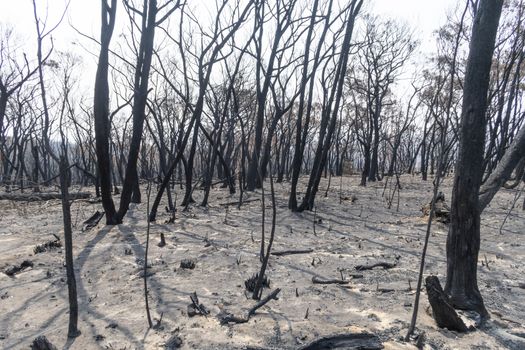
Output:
[
  {"xmin": 118, "ymin": 0, "xmax": 159, "ymax": 216},
  {"xmin": 58, "ymin": 155, "xmax": 80, "ymax": 338},
  {"xmin": 288, "ymin": 0, "xmax": 331, "ymax": 210},
  {"xmin": 298, "ymin": 0, "xmax": 363, "ymax": 211},
  {"xmin": 353, "ymin": 17, "xmax": 415, "ymax": 183},
  {"xmin": 94, "ymin": 0, "xmax": 118, "ymax": 224},
  {"xmin": 0, "ymin": 27, "xmax": 40, "ymax": 178},
  {"xmin": 479, "ymin": 125, "xmax": 525, "ymax": 212},
  {"xmin": 149, "ymin": 0, "xmax": 255, "ymax": 220},
  {"xmin": 201, "ymin": 52, "xmax": 246, "ymax": 206},
  {"xmin": 117, "ymin": 0, "xmax": 181, "ymax": 220},
  {"xmin": 246, "ymin": 0, "xmax": 295, "ymax": 191},
  {"xmin": 445, "ymin": 0, "xmax": 503, "ymax": 319}
]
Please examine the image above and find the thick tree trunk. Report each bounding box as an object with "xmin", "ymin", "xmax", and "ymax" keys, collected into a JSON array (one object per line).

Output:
[{"xmin": 445, "ymin": 0, "xmax": 503, "ymax": 319}]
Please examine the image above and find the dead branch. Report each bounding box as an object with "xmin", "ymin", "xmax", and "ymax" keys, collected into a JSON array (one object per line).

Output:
[
  {"xmin": 312, "ymin": 276, "xmax": 349, "ymax": 285},
  {"xmin": 271, "ymin": 248, "xmax": 314, "ymax": 256},
  {"xmin": 218, "ymin": 288, "xmax": 281, "ymax": 325},
  {"xmin": 82, "ymin": 211, "xmax": 105, "ymax": 231},
  {"xmin": 355, "ymin": 259, "xmax": 399, "ymax": 271}
]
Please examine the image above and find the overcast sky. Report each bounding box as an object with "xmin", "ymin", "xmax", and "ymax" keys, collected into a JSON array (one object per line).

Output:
[
  {"xmin": 0, "ymin": 0, "xmax": 461, "ymax": 99},
  {"xmin": 0, "ymin": 0, "xmax": 459, "ymax": 51}
]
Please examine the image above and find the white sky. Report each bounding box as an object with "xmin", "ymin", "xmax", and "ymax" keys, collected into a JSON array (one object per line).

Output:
[
  {"xmin": 0, "ymin": 0, "xmax": 461, "ymax": 99},
  {"xmin": 0, "ymin": 0, "xmax": 460, "ymax": 52}
]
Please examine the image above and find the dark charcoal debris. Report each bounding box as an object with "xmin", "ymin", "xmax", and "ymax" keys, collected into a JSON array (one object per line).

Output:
[
  {"xmin": 187, "ymin": 292, "xmax": 210, "ymax": 317},
  {"xmin": 30, "ymin": 336, "xmax": 57, "ymax": 350},
  {"xmin": 422, "ymin": 192, "xmax": 450, "ymax": 223},
  {"xmin": 180, "ymin": 259, "xmax": 196, "ymax": 269},
  {"xmin": 4, "ymin": 260, "xmax": 33, "ymax": 276},
  {"xmin": 165, "ymin": 334, "xmax": 183, "ymax": 349},
  {"xmin": 158, "ymin": 233, "xmax": 166, "ymax": 247},
  {"xmin": 245, "ymin": 273, "xmax": 270, "ymax": 292},
  {"xmin": 34, "ymin": 239, "xmax": 62, "ymax": 254},
  {"xmin": 82, "ymin": 211, "xmax": 105, "ymax": 231}
]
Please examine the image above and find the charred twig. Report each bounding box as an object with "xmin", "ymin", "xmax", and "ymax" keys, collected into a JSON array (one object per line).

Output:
[
  {"xmin": 144, "ymin": 182, "xmax": 153, "ymax": 328},
  {"xmin": 313, "ymin": 206, "xmax": 318, "ymax": 236},
  {"xmin": 252, "ymin": 164, "xmax": 277, "ymax": 300},
  {"xmin": 271, "ymin": 248, "xmax": 314, "ymax": 256},
  {"xmin": 187, "ymin": 292, "xmax": 209, "ymax": 317},
  {"xmin": 218, "ymin": 288, "xmax": 281, "ymax": 325},
  {"xmin": 499, "ymin": 183, "xmax": 524, "ymax": 234},
  {"xmin": 82, "ymin": 211, "xmax": 105, "ymax": 231},
  {"xmin": 312, "ymin": 276, "xmax": 349, "ymax": 285},
  {"xmin": 355, "ymin": 259, "xmax": 399, "ymax": 271}
]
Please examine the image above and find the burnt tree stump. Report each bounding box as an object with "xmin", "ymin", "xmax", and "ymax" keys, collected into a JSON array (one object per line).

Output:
[
  {"xmin": 425, "ymin": 276, "xmax": 469, "ymax": 332},
  {"xmin": 30, "ymin": 336, "xmax": 57, "ymax": 350}
]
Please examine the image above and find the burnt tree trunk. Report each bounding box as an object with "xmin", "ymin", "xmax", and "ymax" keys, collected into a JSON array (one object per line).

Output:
[
  {"xmin": 93, "ymin": 0, "xmax": 118, "ymax": 224},
  {"xmin": 117, "ymin": 0, "xmax": 160, "ymax": 220},
  {"xmin": 479, "ymin": 125, "xmax": 525, "ymax": 212},
  {"xmin": 445, "ymin": 0, "xmax": 503, "ymax": 319},
  {"xmin": 58, "ymin": 156, "xmax": 80, "ymax": 338}
]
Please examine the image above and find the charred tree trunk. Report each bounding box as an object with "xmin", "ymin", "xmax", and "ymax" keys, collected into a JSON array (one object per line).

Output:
[
  {"xmin": 288, "ymin": 0, "xmax": 323, "ymax": 210},
  {"xmin": 118, "ymin": 0, "xmax": 168, "ymax": 220},
  {"xmin": 298, "ymin": 0, "xmax": 363, "ymax": 211},
  {"xmin": 479, "ymin": 125, "xmax": 525, "ymax": 212},
  {"xmin": 445, "ymin": 0, "xmax": 503, "ymax": 319},
  {"xmin": 93, "ymin": 0, "xmax": 118, "ymax": 224},
  {"xmin": 59, "ymin": 156, "xmax": 80, "ymax": 338}
]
